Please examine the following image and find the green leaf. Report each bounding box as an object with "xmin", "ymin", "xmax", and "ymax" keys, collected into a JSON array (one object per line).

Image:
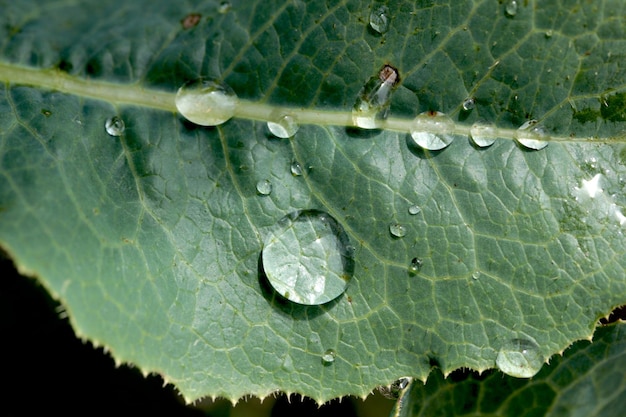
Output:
[
  {"xmin": 1, "ymin": 0, "xmax": 625, "ymax": 403},
  {"xmin": 391, "ymin": 322, "xmax": 626, "ymax": 417}
]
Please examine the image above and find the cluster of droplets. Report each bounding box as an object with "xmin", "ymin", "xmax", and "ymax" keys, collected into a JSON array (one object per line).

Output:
[{"xmin": 378, "ymin": 377, "xmax": 412, "ymax": 399}]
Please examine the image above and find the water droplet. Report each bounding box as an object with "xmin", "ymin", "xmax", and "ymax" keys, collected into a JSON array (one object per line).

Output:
[
  {"xmin": 408, "ymin": 257, "xmax": 423, "ymax": 275},
  {"xmin": 389, "ymin": 223, "xmax": 407, "ymax": 238},
  {"xmin": 105, "ymin": 116, "xmax": 125, "ymax": 136},
  {"xmin": 290, "ymin": 161, "xmax": 304, "ymax": 176},
  {"xmin": 321, "ymin": 349, "xmax": 336, "ymax": 365},
  {"xmin": 256, "ymin": 179, "xmax": 272, "ymax": 195},
  {"xmin": 262, "ymin": 210, "xmax": 355, "ymax": 305},
  {"xmin": 545, "ymin": 29, "xmax": 553, "ymax": 38},
  {"xmin": 496, "ymin": 338, "xmax": 544, "ymax": 378},
  {"xmin": 352, "ymin": 64, "xmax": 400, "ymax": 129},
  {"xmin": 218, "ymin": 1, "xmax": 231, "ymax": 13},
  {"xmin": 472, "ymin": 271, "xmax": 480, "ymax": 280},
  {"xmin": 515, "ymin": 120, "xmax": 549, "ymax": 150},
  {"xmin": 462, "ymin": 97, "xmax": 475, "ymax": 111},
  {"xmin": 410, "ymin": 111, "xmax": 455, "ymax": 150},
  {"xmin": 369, "ymin": 5, "xmax": 390, "ymax": 34},
  {"xmin": 408, "ymin": 205, "xmax": 421, "ymax": 215},
  {"xmin": 175, "ymin": 78, "xmax": 238, "ymax": 126},
  {"xmin": 267, "ymin": 114, "xmax": 299, "ymax": 138},
  {"xmin": 378, "ymin": 377, "xmax": 412, "ymax": 399},
  {"xmin": 469, "ymin": 120, "xmax": 497, "ymax": 147},
  {"xmin": 41, "ymin": 109, "xmax": 52, "ymax": 117},
  {"xmin": 505, "ymin": 0, "xmax": 518, "ymax": 17}
]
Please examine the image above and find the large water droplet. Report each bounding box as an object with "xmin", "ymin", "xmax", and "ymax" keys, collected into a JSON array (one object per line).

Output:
[
  {"xmin": 410, "ymin": 111, "xmax": 455, "ymax": 150},
  {"xmin": 321, "ymin": 349, "xmax": 336, "ymax": 365},
  {"xmin": 496, "ymin": 338, "xmax": 544, "ymax": 378},
  {"xmin": 470, "ymin": 120, "xmax": 497, "ymax": 147},
  {"xmin": 369, "ymin": 5, "xmax": 390, "ymax": 34},
  {"xmin": 256, "ymin": 179, "xmax": 272, "ymax": 195},
  {"xmin": 515, "ymin": 120, "xmax": 549, "ymax": 150},
  {"xmin": 408, "ymin": 257, "xmax": 423, "ymax": 275},
  {"xmin": 505, "ymin": 0, "xmax": 518, "ymax": 17},
  {"xmin": 262, "ymin": 210, "xmax": 355, "ymax": 305},
  {"xmin": 175, "ymin": 78, "xmax": 238, "ymax": 126},
  {"xmin": 408, "ymin": 204, "xmax": 421, "ymax": 215},
  {"xmin": 462, "ymin": 97, "xmax": 475, "ymax": 111},
  {"xmin": 267, "ymin": 114, "xmax": 299, "ymax": 138},
  {"xmin": 352, "ymin": 64, "xmax": 400, "ymax": 129},
  {"xmin": 389, "ymin": 223, "xmax": 407, "ymax": 238},
  {"xmin": 105, "ymin": 116, "xmax": 125, "ymax": 136}
]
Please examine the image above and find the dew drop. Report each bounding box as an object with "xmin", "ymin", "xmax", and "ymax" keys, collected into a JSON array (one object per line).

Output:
[
  {"xmin": 352, "ymin": 64, "xmax": 400, "ymax": 129},
  {"xmin": 389, "ymin": 223, "xmax": 407, "ymax": 238},
  {"xmin": 410, "ymin": 111, "xmax": 455, "ymax": 150},
  {"xmin": 545, "ymin": 29, "xmax": 553, "ymax": 38},
  {"xmin": 369, "ymin": 5, "xmax": 390, "ymax": 34},
  {"xmin": 175, "ymin": 78, "xmax": 238, "ymax": 126},
  {"xmin": 469, "ymin": 120, "xmax": 497, "ymax": 147},
  {"xmin": 321, "ymin": 349, "xmax": 336, "ymax": 365},
  {"xmin": 262, "ymin": 210, "xmax": 355, "ymax": 305},
  {"xmin": 505, "ymin": 0, "xmax": 518, "ymax": 17},
  {"xmin": 267, "ymin": 114, "xmax": 299, "ymax": 138},
  {"xmin": 462, "ymin": 97, "xmax": 475, "ymax": 111},
  {"xmin": 256, "ymin": 179, "xmax": 272, "ymax": 196},
  {"xmin": 378, "ymin": 377, "xmax": 412, "ymax": 399},
  {"xmin": 290, "ymin": 161, "xmax": 304, "ymax": 176},
  {"xmin": 218, "ymin": 1, "xmax": 231, "ymax": 13},
  {"xmin": 496, "ymin": 338, "xmax": 544, "ymax": 378},
  {"xmin": 472, "ymin": 271, "xmax": 480, "ymax": 280},
  {"xmin": 515, "ymin": 120, "xmax": 549, "ymax": 150},
  {"xmin": 105, "ymin": 116, "xmax": 125, "ymax": 136},
  {"xmin": 408, "ymin": 204, "xmax": 421, "ymax": 215},
  {"xmin": 408, "ymin": 257, "xmax": 423, "ymax": 275}
]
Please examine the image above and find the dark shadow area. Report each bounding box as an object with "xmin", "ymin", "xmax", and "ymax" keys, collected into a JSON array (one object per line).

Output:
[
  {"xmin": 344, "ymin": 126, "xmax": 384, "ymax": 139},
  {"xmin": 600, "ymin": 305, "xmax": 626, "ymax": 324},
  {"xmin": 272, "ymin": 394, "xmax": 358, "ymax": 417},
  {"xmin": 257, "ymin": 253, "xmax": 342, "ymax": 320},
  {"xmin": 0, "ymin": 250, "xmax": 203, "ymax": 416}
]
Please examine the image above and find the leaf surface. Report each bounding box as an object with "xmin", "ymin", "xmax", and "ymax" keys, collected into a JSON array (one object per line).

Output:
[{"xmin": 1, "ymin": 0, "xmax": 625, "ymax": 403}]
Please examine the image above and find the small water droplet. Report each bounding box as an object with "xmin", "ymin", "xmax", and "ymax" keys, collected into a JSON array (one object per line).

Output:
[
  {"xmin": 462, "ymin": 97, "xmax": 475, "ymax": 111},
  {"xmin": 389, "ymin": 223, "xmax": 407, "ymax": 238},
  {"xmin": 496, "ymin": 338, "xmax": 544, "ymax": 378},
  {"xmin": 321, "ymin": 349, "xmax": 336, "ymax": 365},
  {"xmin": 290, "ymin": 161, "xmax": 304, "ymax": 176},
  {"xmin": 105, "ymin": 116, "xmax": 125, "ymax": 136},
  {"xmin": 267, "ymin": 114, "xmax": 299, "ymax": 138},
  {"xmin": 408, "ymin": 205, "xmax": 421, "ymax": 215},
  {"xmin": 469, "ymin": 120, "xmax": 497, "ymax": 147},
  {"xmin": 262, "ymin": 210, "xmax": 355, "ymax": 305},
  {"xmin": 472, "ymin": 271, "xmax": 480, "ymax": 280},
  {"xmin": 369, "ymin": 5, "xmax": 390, "ymax": 34},
  {"xmin": 545, "ymin": 29, "xmax": 553, "ymax": 38},
  {"xmin": 505, "ymin": 0, "xmax": 518, "ymax": 17},
  {"xmin": 352, "ymin": 64, "xmax": 400, "ymax": 129},
  {"xmin": 515, "ymin": 120, "xmax": 549, "ymax": 150},
  {"xmin": 218, "ymin": 1, "xmax": 231, "ymax": 13},
  {"xmin": 410, "ymin": 111, "xmax": 455, "ymax": 150},
  {"xmin": 41, "ymin": 109, "xmax": 52, "ymax": 117},
  {"xmin": 175, "ymin": 78, "xmax": 238, "ymax": 126},
  {"xmin": 378, "ymin": 377, "xmax": 412, "ymax": 399},
  {"xmin": 256, "ymin": 179, "xmax": 272, "ymax": 195},
  {"xmin": 408, "ymin": 257, "xmax": 423, "ymax": 275}
]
